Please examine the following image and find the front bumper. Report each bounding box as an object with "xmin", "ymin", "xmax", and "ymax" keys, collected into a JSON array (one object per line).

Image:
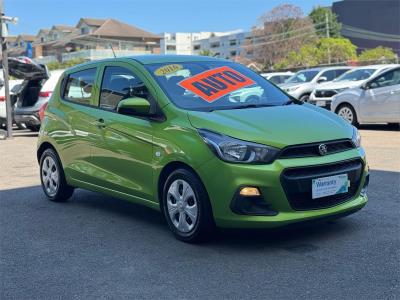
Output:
[
  {"xmin": 14, "ymin": 111, "xmax": 40, "ymax": 127},
  {"xmin": 197, "ymin": 147, "xmax": 368, "ymax": 228},
  {"xmin": 308, "ymin": 95, "xmax": 332, "ymax": 109}
]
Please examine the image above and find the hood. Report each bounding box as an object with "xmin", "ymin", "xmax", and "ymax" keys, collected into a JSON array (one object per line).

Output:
[
  {"xmin": 7, "ymin": 57, "xmax": 49, "ymax": 80},
  {"xmin": 278, "ymin": 82, "xmax": 305, "ymax": 89},
  {"xmin": 187, "ymin": 104, "xmax": 352, "ymax": 149},
  {"xmin": 317, "ymin": 80, "xmax": 364, "ymax": 90}
]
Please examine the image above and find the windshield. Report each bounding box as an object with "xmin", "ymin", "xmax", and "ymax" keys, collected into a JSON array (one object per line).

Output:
[
  {"xmin": 145, "ymin": 61, "xmax": 292, "ymax": 111},
  {"xmin": 286, "ymin": 70, "xmax": 319, "ymax": 83},
  {"xmin": 334, "ymin": 68, "xmax": 375, "ymax": 81}
]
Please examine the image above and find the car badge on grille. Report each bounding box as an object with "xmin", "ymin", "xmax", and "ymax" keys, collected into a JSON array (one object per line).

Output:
[{"xmin": 318, "ymin": 144, "xmax": 328, "ymax": 155}]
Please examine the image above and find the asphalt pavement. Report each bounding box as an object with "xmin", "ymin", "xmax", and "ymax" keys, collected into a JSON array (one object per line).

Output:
[{"xmin": 0, "ymin": 126, "xmax": 399, "ymax": 299}]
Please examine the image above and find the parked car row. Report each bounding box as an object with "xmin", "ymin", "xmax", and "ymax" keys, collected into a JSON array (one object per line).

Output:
[
  {"xmin": 0, "ymin": 57, "xmax": 64, "ymax": 131},
  {"xmin": 263, "ymin": 64, "xmax": 400, "ymax": 126}
]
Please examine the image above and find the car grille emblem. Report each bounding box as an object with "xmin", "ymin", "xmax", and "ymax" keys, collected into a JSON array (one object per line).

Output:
[{"xmin": 318, "ymin": 144, "xmax": 328, "ymax": 156}]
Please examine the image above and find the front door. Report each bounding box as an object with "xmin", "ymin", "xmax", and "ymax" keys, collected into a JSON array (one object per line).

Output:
[
  {"xmin": 360, "ymin": 68, "xmax": 400, "ymax": 123},
  {"xmin": 88, "ymin": 64, "xmax": 156, "ymax": 202}
]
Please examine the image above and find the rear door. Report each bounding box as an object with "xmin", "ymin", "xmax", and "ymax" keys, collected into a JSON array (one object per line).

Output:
[
  {"xmin": 360, "ymin": 68, "xmax": 400, "ymax": 123},
  {"xmin": 58, "ymin": 67, "xmax": 103, "ymax": 183},
  {"xmin": 88, "ymin": 62, "xmax": 155, "ymax": 201}
]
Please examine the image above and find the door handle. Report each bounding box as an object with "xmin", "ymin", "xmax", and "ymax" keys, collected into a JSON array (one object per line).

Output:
[{"xmin": 93, "ymin": 118, "xmax": 106, "ymax": 128}]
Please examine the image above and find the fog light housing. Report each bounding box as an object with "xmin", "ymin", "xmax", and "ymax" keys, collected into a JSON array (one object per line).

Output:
[
  {"xmin": 360, "ymin": 173, "xmax": 369, "ymax": 197},
  {"xmin": 231, "ymin": 187, "xmax": 277, "ymax": 216}
]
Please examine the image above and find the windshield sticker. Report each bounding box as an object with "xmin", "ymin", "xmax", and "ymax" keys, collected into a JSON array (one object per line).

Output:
[
  {"xmin": 178, "ymin": 66, "xmax": 255, "ymax": 102},
  {"xmin": 154, "ymin": 64, "xmax": 183, "ymax": 76}
]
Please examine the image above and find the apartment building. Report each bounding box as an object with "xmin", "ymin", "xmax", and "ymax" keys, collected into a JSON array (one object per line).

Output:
[{"xmin": 192, "ymin": 30, "xmax": 254, "ymax": 60}]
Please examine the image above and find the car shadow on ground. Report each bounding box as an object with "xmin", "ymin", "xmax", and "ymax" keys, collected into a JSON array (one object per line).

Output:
[{"xmin": 359, "ymin": 124, "xmax": 399, "ymax": 131}]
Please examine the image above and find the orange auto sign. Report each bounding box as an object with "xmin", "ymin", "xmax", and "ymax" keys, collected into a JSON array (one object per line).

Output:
[{"xmin": 178, "ymin": 66, "xmax": 255, "ymax": 102}]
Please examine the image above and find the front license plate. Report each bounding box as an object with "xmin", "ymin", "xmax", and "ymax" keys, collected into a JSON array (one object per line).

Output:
[
  {"xmin": 316, "ymin": 100, "xmax": 326, "ymax": 107},
  {"xmin": 312, "ymin": 174, "xmax": 349, "ymax": 199}
]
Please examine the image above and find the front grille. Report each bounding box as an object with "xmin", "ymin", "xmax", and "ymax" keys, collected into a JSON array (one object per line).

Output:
[
  {"xmin": 281, "ymin": 159, "xmax": 363, "ymax": 210},
  {"xmin": 314, "ymin": 90, "xmax": 337, "ymax": 98},
  {"xmin": 279, "ymin": 140, "xmax": 355, "ymax": 159}
]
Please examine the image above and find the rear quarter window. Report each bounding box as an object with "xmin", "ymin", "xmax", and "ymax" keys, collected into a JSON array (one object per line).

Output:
[{"xmin": 63, "ymin": 68, "xmax": 96, "ymax": 105}]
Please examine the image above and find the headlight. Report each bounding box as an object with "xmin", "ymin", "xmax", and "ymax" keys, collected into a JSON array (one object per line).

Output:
[
  {"xmin": 352, "ymin": 126, "xmax": 361, "ymax": 148},
  {"xmin": 287, "ymin": 86, "xmax": 300, "ymax": 92},
  {"xmin": 335, "ymin": 88, "xmax": 348, "ymax": 93},
  {"xmin": 198, "ymin": 129, "xmax": 280, "ymax": 164}
]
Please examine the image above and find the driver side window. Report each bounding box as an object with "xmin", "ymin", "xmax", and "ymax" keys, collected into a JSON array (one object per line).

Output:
[
  {"xmin": 370, "ymin": 69, "xmax": 400, "ymax": 89},
  {"xmin": 99, "ymin": 66, "xmax": 150, "ymax": 111}
]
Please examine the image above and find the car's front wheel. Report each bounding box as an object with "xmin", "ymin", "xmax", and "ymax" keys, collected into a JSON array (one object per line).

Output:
[
  {"xmin": 162, "ymin": 168, "xmax": 215, "ymax": 243},
  {"xmin": 337, "ymin": 104, "xmax": 358, "ymax": 126},
  {"xmin": 40, "ymin": 148, "xmax": 74, "ymax": 202}
]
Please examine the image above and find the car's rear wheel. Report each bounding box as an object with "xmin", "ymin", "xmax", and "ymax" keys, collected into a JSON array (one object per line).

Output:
[
  {"xmin": 40, "ymin": 148, "xmax": 74, "ymax": 202},
  {"xmin": 161, "ymin": 168, "xmax": 215, "ymax": 243},
  {"xmin": 337, "ymin": 104, "xmax": 358, "ymax": 126}
]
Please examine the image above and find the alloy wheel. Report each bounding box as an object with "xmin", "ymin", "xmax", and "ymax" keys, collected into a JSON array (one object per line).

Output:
[{"xmin": 338, "ymin": 107, "xmax": 354, "ymax": 124}]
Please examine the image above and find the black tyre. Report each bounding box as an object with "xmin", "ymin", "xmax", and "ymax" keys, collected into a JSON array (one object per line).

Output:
[
  {"xmin": 299, "ymin": 94, "xmax": 310, "ymax": 102},
  {"xmin": 27, "ymin": 125, "xmax": 40, "ymax": 132},
  {"xmin": 336, "ymin": 104, "xmax": 358, "ymax": 126},
  {"xmin": 161, "ymin": 168, "xmax": 215, "ymax": 243},
  {"xmin": 39, "ymin": 148, "xmax": 74, "ymax": 202}
]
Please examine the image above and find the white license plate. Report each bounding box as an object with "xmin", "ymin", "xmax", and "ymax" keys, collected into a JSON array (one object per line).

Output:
[
  {"xmin": 316, "ymin": 100, "xmax": 326, "ymax": 107},
  {"xmin": 312, "ymin": 174, "xmax": 349, "ymax": 199}
]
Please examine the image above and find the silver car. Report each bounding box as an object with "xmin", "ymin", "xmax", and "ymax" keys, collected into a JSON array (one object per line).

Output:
[
  {"xmin": 279, "ymin": 66, "xmax": 352, "ymax": 102},
  {"xmin": 310, "ymin": 64, "xmax": 398, "ymax": 109},
  {"xmin": 331, "ymin": 66, "xmax": 400, "ymax": 126}
]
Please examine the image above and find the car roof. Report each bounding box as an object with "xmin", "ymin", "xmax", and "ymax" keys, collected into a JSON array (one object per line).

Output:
[
  {"xmin": 128, "ymin": 55, "xmax": 226, "ymax": 65},
  {"xmin": 64, "ymin": 55, "xmax": 227, "ymax": 73},
  {"xmin": 299, "ymin": 66, "xmax": 352, "ymax": 73},
  {"xmin": 353, "ymin": 64, "xmax": 399, "ymax": 70}
]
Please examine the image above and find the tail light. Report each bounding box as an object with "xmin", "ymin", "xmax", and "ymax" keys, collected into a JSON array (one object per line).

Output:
[
  {"xmin": 39, "ymin": 102, "xmax": 48, "ymax": 122},
  {"xmin": 39, "ymin": 91, "xmax": 52, "ymax": 98},
  {"xmin": 0, "ymin": 96, "xmax": 5, "ymax": 102}
]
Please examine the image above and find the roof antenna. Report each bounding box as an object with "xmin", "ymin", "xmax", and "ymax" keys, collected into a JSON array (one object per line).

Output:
[{"xmin": 109, "ymin": 43, "xmax": 116, "ymax": 58}]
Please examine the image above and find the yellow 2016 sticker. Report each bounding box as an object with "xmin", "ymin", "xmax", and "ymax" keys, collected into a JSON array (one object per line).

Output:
[{"xmin": 154, "ymin": 64, "xmax": 183, "ymax": 76}]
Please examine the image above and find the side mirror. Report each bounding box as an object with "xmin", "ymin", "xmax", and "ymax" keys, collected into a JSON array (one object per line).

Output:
[
  {"xmin": 361, "ymin": 82, "xmax": 370, "ymax": 90},
  {"xmin": 317, "ymin": 76, "xmax": 327, "ymax": 83},
  {"xmin": 117, "ymin": 97, "xmax": 151, "ymax": 116}
]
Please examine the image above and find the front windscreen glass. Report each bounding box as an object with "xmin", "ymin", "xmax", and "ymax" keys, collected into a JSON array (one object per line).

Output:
[
  {"xmin": 145, "ymin": 61, "xmax": 292, "ymax": 111},
  {"xmin": 334, "ymin": 68, "xmax": 375, "ymax": 81},
  {"xmin": 286, "ymin": 70, "xmax": 319, "ymax": 83}
]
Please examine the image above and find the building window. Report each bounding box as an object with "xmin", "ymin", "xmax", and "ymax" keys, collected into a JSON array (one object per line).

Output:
[
  {"xmin": 210, "ymin": 42, "xmax": 220, "ymax": 48},
  {"xmin": 193, "ymin": 45, "xmax": 201, "ymax": 50},
  {"xmin": 167, "ymin": 45, "xmax": 176, "ymax": 51},
  {"xmin": 229, "ymin": 40, "xmax": 237, "ymax": 46},
  {"xmin": 230, "ymin": 50, "xmax": 237, "ymax": 56}
]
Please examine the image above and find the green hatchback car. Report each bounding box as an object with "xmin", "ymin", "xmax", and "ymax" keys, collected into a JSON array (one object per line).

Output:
[{"xmin": 37, "ymin": 55, "xmax": 369, "ymax": 242}]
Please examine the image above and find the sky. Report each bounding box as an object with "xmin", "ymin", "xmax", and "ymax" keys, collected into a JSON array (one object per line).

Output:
[{"xmin": 6, "ymin": 0, "xmax": 333, "ymax": 36}]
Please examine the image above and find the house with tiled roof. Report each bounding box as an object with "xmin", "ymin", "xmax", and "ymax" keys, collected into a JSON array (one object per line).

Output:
[{"xmin": 32, "ymin": 17, "xmax": 161, "ymax": 63}]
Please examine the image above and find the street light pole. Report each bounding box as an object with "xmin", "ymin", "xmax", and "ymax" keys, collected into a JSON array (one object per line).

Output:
[{"xmin": 0, "ymin": 0, "xmax": 12, "ymax": 138}]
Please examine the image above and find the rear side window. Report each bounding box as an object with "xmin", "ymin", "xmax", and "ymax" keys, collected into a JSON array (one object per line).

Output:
[
  {"xmin": 63, "ymin": 68, "xmax": 96, "ymax": 105},
  {"xmin": 320, "ymin": 70, "xmax": 336, "ymax": 81},
  {"xmin": 335, "ymin": 69, "xmax": 350, "ymax": 78}
]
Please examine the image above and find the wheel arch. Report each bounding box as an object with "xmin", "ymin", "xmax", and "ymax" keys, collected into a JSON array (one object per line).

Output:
[
  {"xmin": 335, "ymin": 101, "xmax": 355, "ymax": 113},
  {"xmin": 157, "ymin": 161, "xmax": 207, "ymax": 206},
  {"xmin": 37, "ymin": 141, "xmax": 58, "ymax": 163}
]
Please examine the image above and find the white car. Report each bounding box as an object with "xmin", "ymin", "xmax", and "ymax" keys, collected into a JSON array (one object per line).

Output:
[
  {"xmin": 279, "ymin": 66, "xmax": 352, "ymax": 101},
  {"xmin": 309, "ymin": 64, "xmax": 398, "ymax": 109},
  {"xmin": 331, "ymin": 65, "xmax": 400, "ymax": 126},
  {"xmin": 260, "ymin": 72, "xmax": 293, "ymax": 85},
  {"xmin": 0, "ymin": 80, "xmax": 23, "ymax": 129}
]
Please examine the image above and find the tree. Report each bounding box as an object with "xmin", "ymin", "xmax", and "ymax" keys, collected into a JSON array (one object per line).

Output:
[
  {"xmin": 273, "ymin": 38, "xmax": 357, "ymax": 69},
  {"xmin": 318, "ymin": 38, "xmax": 357, "ymax": 63},
  {"xmin": 309, "ymin": 6, "xmax": 341, "ymax": 38},
  {"xmin": 358, "ymin": 46, "xmax": 397, "ymax": 62},
  {"xmin": 250, "ymin": 4, "xmax": 317, "ymax": 69},
  {"xmin": 198, "ymin": 49, "xmax": 214, "ymax": 57}
]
